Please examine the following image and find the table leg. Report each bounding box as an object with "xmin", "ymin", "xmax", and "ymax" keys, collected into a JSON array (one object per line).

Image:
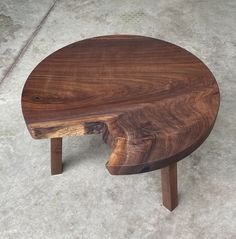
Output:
[
  {"xmin": 51, "ymin": 138, "xmax": 62, "ymax": 175},
  {"xmin": 161, "ymin": 162, "xmax": 178, "ymax": 211}
]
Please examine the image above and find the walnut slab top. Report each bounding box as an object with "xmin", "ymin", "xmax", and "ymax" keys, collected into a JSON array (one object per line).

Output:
[{"xmin": 21, "ymin": 35, "xmax": 220, "ymax": 175}]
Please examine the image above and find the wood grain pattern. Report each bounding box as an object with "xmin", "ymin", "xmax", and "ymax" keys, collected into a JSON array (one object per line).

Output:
[{"xmin": 21, "ymin": 35, "xmax": 220, "ymax": 175}]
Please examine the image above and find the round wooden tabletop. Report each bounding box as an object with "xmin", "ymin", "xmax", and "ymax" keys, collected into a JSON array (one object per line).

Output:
[{"xmin": 22, "ymin": 35, "xmax": 220, "ymax": 175}]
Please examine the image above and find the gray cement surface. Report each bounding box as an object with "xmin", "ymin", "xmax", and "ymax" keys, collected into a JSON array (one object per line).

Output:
[{"xmin": 0, "ymin": 0, "xmax": 236, "ymax": 238}]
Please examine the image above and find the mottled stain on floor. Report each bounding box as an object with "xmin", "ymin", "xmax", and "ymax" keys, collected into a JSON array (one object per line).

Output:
[
  {"xmin": 0, "ymin": 0, "xmax": 56, "ymax": 81},
  {"xmin": 0, "ymin": 14, "xmax": 22, "ymax": 42}
]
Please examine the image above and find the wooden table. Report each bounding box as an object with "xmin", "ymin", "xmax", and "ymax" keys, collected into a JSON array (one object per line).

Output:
[{"xmin": 21, "ymin": 35, "xmax": 220, "ymax": 211}]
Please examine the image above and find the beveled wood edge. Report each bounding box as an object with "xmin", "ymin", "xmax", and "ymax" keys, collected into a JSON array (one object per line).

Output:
[
  {"xmin": 105, "ymin": 117, "xmax": 218, "ymax": 175},
  {"xmin": 21, "ymin": 98, "xmax": 220, "ymax": 175}
]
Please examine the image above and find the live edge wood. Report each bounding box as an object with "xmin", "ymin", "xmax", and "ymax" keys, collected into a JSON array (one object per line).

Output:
[{"xmin": 21, "ymin": 35, "xmax": 220, "ymax": 176}]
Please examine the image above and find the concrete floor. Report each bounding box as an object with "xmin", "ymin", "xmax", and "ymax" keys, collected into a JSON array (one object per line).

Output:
[{"xmin": 0, "ymin": 0, "xmax": 236, "ymax": 238}]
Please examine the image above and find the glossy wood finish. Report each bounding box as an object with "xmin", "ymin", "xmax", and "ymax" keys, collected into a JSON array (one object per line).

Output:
[
  {"xmin": 161, "ymin": 163, "xmax": 178, "ymax": 211},
  {"xmin": 21, "ymin": 35, "xmax": 220, "ymax": 176},
  {"xmin": 51, "ymin": 138, "xmax": 62, "ymax": 175}
]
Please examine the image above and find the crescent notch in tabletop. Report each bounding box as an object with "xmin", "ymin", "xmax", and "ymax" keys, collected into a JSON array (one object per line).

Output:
[{"xmin": 21, "ymin": 35, "xmax": 220, "ymax": 175}]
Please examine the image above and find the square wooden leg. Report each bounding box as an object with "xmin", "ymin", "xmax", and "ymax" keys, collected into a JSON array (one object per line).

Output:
[
  {"xmin": 161, "ymin": 162, "xmax": 178, "ymax": 211},
  {"xmin": 51, "ymin": 138, "xmax": 63, "ymax": 175}
]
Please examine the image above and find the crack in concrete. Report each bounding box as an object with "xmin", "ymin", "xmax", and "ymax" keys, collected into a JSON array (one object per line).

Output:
[{"xmin": 0, "ymin": 0, "xmax": 58, "ymax": 84}]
